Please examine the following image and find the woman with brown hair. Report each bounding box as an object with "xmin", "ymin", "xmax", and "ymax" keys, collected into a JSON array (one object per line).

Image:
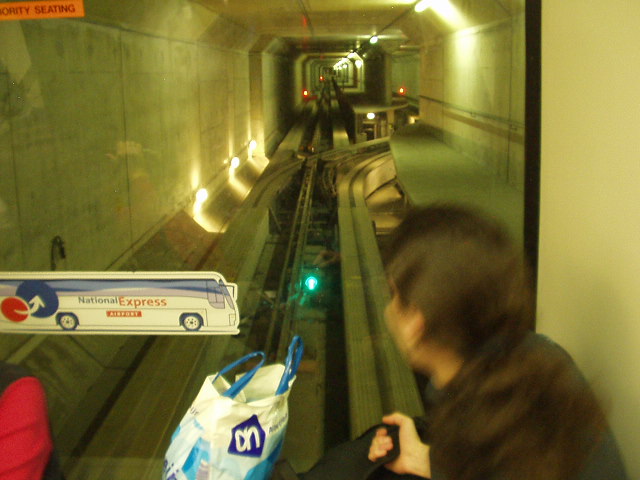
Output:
[{"xmin": 368, "ymin": 204, "xmax": 627, "ymax": 480}]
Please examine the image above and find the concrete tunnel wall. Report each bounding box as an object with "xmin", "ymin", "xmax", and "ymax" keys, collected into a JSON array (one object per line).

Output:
[
  {"xmin": 0, "ymin": 16, "xmax": 296, "ymax": 272},
  {"xmin": 252, "ymin": 39, "xmax": 297, "ymax": 158},
  {"xmin": 385, "ymin": 9, "xmax": 525, "ymax": 241},
  {"xmin": 391, "ymin": 52, "xmax": 420, "ymax": 106},
  {"xmin": 417, "ymin": 13, "xmax": 525, "ymax": 191}
]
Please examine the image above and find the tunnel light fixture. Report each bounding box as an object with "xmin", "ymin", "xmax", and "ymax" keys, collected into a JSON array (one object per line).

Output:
[
  {"xmin": 249, "ymin": 139, "xmax": 257, "ymax": 152},
  {"xmin": 416, "ymin": 0, "xmax": 465, "ymax": 28},
  {"xmin": 366, "ymin": 112, "xmax": 376, "ymax": 120},
  {"xmin": 230, "ymin": 157, "xmax": 240, "ymax": 169},
  {"xmin": 334, "ymin": 57, "xmax": 351, "ymax": 70},
  {"xmin": 195, "ymin": 188, "xmax": 209, "ymax": 203},
  {"xmin": 193, "ymin": 187, "xmax": 209, "ymax": 215},
  {"xmin": 355, "ymin": 59, "xmax": 363, "ymax": 69},
  {"xmin": 347, "ymin": 52, "xmax": 357, "ymax": 59},
  {"xmin": 370, "ymin": 35, "xmax": 379, "ymax": 44},
  {"xmin": 414, "ymin": 0, "xmax": 433, "ymax": 12}
]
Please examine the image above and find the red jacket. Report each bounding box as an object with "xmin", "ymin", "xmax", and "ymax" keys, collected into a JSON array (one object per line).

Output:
[{"xmin": 0, "ymin": 374, "xmax": 53, "ymax": 480}]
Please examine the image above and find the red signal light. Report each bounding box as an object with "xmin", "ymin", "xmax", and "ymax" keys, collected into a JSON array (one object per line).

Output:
[
  {"xmin": 303, "ymin": 89, "xmax": 309, "ymax": 97},
  {"xmin": 319, "ymin": 75, "xmax": 324, "ymax": 82},
  {"xmin": 398, "ymin": 87, "xmax": 406, "ymax": 95}
]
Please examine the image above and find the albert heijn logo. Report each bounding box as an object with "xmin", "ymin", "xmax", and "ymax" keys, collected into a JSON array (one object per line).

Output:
[{"xmin": 228, "ymin": 415, "xmax": 266, "ymax": 457}]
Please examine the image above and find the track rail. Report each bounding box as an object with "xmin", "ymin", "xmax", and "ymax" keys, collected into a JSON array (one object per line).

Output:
[
  {"xmin": 337, "ymin": 146, "xmax": 425, "ymax": 437},
  {"xmin": 265, "ymin": 157, "xmax": 319, "ymax": 359}
]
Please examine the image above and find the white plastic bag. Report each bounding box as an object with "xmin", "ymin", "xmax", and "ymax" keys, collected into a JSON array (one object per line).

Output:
[{"xmin": 163, "ymin": 336, "xmax": 304, "ymax": 480}]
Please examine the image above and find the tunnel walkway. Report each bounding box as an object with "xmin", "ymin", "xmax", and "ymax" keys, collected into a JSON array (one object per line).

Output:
[{"xmin": 390, "ymin": 122, "xmax": 524, "ymax": 245}]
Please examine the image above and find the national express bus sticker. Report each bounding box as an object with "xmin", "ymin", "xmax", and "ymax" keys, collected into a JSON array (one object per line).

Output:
[{"xmin": 0, "ymin": 272, "xmax": 239, "ymax": 334}]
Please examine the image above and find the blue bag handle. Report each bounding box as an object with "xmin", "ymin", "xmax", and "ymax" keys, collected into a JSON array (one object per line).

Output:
[
  {"xmin": 276, "ymin": 335, "xmax": 304, "ymax": 395},
  {"xmin": 214, "ymin": 351, "xmax": 266, "ymax": 399}
]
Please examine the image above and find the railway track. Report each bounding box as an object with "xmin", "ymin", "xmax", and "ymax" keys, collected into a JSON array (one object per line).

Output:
[{"xmin": 65, "ymin": 86, "xmax": 422, "ymax": 477}]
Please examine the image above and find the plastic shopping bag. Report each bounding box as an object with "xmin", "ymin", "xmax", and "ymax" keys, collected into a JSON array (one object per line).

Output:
[{"xmin": 163, "ymin": 336, "xmax": 304, "ymax": 480}]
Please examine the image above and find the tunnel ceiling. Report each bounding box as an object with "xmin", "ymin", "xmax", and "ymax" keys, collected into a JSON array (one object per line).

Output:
[
  {"xmin": 195, "ymin": 0, "xmax": 524, "ymax": 54},
  {"xmin": 196, "ymin": 0, "xmax": 414, "ymax": 53},
  {"xmin": 83, "ymin": 0, "xmax": 524, "ymax": 54}
]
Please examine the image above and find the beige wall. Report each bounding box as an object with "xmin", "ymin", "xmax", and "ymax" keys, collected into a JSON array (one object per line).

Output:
[{"xmin": 537, "ymin": 1, "xmax": 640, "ymax": 477}]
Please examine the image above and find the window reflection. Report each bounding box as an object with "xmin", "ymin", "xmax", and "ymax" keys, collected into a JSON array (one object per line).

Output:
[{"xmin": 0, "ymin": 2, "xmax": 531, "ymax": 478}]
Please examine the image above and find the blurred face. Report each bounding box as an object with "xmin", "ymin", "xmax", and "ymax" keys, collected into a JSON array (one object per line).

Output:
[{"xmin": 384, "ymin": 293, "xmax": 425, "ymax": 367}]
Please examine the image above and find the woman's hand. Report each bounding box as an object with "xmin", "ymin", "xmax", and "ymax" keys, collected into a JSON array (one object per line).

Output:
[{"xmin": 368, "ymin": 412, "xmax": 431, "ymax": 479}]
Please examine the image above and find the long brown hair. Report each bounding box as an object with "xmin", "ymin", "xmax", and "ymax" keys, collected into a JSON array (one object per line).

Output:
[{"xmin": 383, "ymin": 204, "xmax": 605, "ymax": 480}]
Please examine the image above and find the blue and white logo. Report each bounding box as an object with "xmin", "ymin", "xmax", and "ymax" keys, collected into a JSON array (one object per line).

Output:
[{"xmin": 228, "ymin": 415, "xmax": 266, "ymax": 457}]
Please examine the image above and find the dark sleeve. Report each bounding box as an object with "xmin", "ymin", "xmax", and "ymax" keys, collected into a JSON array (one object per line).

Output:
[
  {"xmin": 428, "ymin": 450, "xmax": 446, "ymax": 480},
  {"xmin": 578, "ymin": 429, "xmax": 628, "ymax": 480},
  {"xmin": 530, "ymin": 336, "xmax": 629, "ymax": 480}
]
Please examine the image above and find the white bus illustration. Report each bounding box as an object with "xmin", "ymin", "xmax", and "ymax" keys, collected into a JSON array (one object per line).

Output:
[{"xmin": 0, "ymin": 271, "xmax": 239, "ymax": 334}]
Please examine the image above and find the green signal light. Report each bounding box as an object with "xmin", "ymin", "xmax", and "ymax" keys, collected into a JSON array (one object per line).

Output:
[{"xmin": 305, "ymin": 275, "xmax": 319, "ymax": 291}]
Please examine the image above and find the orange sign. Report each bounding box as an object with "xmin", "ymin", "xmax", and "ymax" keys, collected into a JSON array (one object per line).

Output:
[{"xmin": 0, "ymin": 0, "xmax": 84, "ymax": 21}]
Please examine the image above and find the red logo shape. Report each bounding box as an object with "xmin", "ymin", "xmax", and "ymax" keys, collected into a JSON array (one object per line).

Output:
[{"xmin": 1, "ymin": 297, "xmax": 30, "ymax": 322}]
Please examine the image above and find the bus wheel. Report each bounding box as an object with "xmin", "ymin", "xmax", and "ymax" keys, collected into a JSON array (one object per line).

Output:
[
  {"xmin": 57, "ymin": 312, "xmax": 79, "ymax": 330},
  {"xmin": 180, "ymin": 313, "xmax": 203, "ymax": 331}
]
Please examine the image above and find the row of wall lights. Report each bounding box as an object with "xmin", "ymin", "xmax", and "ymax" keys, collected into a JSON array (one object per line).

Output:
[{"xmin": 195, "ymin": 138, "xmax": 258, "ymax": 207}]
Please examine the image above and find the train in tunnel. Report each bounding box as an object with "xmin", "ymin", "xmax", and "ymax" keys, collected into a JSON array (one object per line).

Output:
[{"xmin": 1, "ymin": 0, "xmax": 639, "ymax": 479}]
